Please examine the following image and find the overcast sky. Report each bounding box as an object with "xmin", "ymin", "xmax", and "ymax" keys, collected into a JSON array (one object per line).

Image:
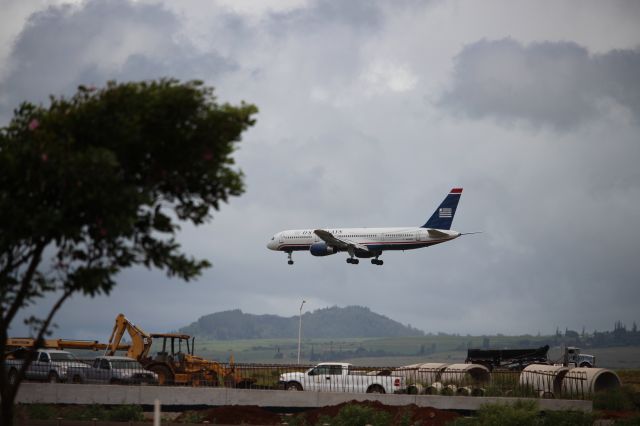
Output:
[{"xmin": 2, "ymin": 0, "xmax": 639, "ymax": 339}]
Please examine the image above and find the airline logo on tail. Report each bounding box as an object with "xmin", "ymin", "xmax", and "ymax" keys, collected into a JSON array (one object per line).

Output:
[{"xmin": 439, "ymin": 208, "xmax": 452, "ymax": 218}]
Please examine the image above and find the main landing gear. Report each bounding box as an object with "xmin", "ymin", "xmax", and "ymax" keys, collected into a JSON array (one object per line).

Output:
[
  {"xmin": 346, "ymin": 258, "xmax": 359, "ymax": 264},
  {"xmin": 287, "ymin": 251, "xmax": 294, "ymax": 265},
  {"xmin": 371, "ymin": 254, "xmax": 383, "ymax": 266}
]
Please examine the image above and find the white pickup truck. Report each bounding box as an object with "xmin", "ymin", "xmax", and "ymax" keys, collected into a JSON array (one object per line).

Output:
[{"xmin": 279, "ymin": 362, "xmax": 405, "ymax": 394}]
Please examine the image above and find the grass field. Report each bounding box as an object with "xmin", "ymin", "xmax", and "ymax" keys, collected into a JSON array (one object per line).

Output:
[{"xmin": 188, "ymin": 335, "xmax": 640, "ymax": 369}]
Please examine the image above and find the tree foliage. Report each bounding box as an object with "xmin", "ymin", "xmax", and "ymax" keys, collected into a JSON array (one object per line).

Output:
[{"xmin": 0, "ymin": 79, "xmax": 257, "ymax": 425}]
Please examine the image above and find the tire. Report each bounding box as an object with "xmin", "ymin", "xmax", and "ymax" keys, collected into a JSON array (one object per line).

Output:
[
  {"xmin": 72, "ymin": 375, "xmax": 83, "ymax": 384},
  {"xmin": 285, "ymin": 381, "xmax": 303, "ymax": 391},
  {"xmin": 366, "ymin": 385, "xmax": 385, "ymax": 394},
  {"xmin": 8, "ymin": 369, "xmax": 18, "ymax": 386},
  {"xmin": 148, "ymin": 364, "xmax": 174, "ymax": 385},
  {"xmin": 47, "ymin": 372, "xmax": 59, "ymax": 383}
]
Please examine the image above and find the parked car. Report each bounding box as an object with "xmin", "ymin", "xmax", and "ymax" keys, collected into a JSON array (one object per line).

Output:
[
  {"xmin": 5, "ymin": 349, "xmax": 90, "ymax": 384},
  {"xmin": 278, "ymin": 362, "xmax": 405, "ymax": 394},
  {"xmin": 67, "ymin": 356, "xmax": 158, "ymax": 385}
]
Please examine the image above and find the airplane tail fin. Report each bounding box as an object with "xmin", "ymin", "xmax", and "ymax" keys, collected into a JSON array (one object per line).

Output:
[{"xmin": 421, "ymin": 188, "xmax": 463, "ymax": 230}]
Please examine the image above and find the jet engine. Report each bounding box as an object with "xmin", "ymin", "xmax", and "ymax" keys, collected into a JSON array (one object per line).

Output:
[{"xmin": 309, "ymin": 242, "xmax": 337, "ymax": 256}]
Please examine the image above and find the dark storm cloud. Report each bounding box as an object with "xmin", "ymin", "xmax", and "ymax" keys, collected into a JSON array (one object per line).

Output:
[
  {"xmin": 439, "ymin": 38, "xmax": 640, "ymax": 130},
  {"xmin": 0, "ymin": 0, "xmax": 235, "ymax": 123}
]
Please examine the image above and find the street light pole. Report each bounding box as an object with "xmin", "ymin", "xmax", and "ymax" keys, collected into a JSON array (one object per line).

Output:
[{"xmin": 297, "ymin": 300, "xmax": 306, "ymax": 364}]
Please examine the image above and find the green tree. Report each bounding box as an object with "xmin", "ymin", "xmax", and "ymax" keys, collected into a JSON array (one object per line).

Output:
[{"xmin": 0, "ymin": 80, "xmax": 257, "ymax": 425}]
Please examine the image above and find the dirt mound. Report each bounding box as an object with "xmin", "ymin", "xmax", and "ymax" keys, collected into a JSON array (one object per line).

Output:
[
  {"xmin": 294, "ymin": 400, "xmax": 459, "ymax": 426},
  {"xmin": 176, "ymin": 405, "xmax": 282, "ymax": 425}
]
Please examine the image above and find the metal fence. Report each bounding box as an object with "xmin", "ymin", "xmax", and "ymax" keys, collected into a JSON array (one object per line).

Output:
[{"xmin": 6, "ymin": 359, "xmax": 591, "ymax": 399}]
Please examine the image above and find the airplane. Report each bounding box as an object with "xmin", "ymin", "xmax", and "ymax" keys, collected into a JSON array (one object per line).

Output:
[{"xmin": 267, "ymin": 188, "xmax": 468, "ymax": 266}]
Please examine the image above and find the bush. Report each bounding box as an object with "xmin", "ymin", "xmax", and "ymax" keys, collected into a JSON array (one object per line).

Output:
[
  {"xmin": 451, "ymin": 401, "xmax": 595, "ymax": 426},
  {"xmin": 107, "ymin": 405, "xmax": 144, "ymax": 422},
  {"xmin": 541, "ymin": 410, "xmax": 594, "ymax": 426},
  {"xmin": 470, "ymin": 400, "xmax": 539, "ymax": 426},
  {"xmin": 594, "ymin": 386, "xmax": 638, "ymax": 411},
  {"xmin": 24, "ymin": 404, "xmax": 56, "ymax": 420},
  {"xmin": 314, "ymin": 404, "xmax": 391, "ymax": 426}
]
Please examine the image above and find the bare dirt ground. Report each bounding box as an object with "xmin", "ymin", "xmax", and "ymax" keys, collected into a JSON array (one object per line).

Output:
[{"xmin": 174, "ymin": 401, "xmax": 459, "ymax": 425}]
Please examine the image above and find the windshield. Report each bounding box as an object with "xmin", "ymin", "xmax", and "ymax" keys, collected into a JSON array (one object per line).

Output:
[
  {"xmin": 110, "ymin": 360, "xmax": 143, "ymax": 369},
  {"xmin": 49, "ymin": 353, "xmax": 76, "ymax": 361}
]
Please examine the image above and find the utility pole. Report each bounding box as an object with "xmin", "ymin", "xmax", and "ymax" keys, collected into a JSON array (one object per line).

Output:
[{"xmin": 297, "ymin": 300, "xmax": 306, "ymax": 364}]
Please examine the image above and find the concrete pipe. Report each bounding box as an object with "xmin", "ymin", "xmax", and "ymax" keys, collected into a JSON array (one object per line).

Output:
[
  {"xmin": 425, "ymin": 381, "xmax": 443, "ymax": 395},
  {"xmin": 471, "ymin": 387, "xmax": 485, "ymax": 397},
  {"xmin": 457, "ymin": 386, "xmax": 472, "ymax": 396},
  {"xmin": 395, "ymin": 363, "xmax": 449, "ymax": 387},
  {"xmin": 440, "ymin": 363, "xmax": 490, "ymax": 386},
  {"xmin": 562, "ymin": 368, "xmax": 621, "ymax": 397},
  {"xmin": 442, "ymin": 384, "xmax": 457, "ymax": 395},
  {"xmin": 519, "ymin": 364, "xmax": 570, "ymax": 397},
  {"xmin": 406, "ymin": 383, "xmax": 424, "ymax": 395}
]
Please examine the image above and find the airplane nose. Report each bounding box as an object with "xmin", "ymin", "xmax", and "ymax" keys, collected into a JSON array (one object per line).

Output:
[{"xmin": 267, "ymin": 237, "xmax": 277, "ymax": 250}]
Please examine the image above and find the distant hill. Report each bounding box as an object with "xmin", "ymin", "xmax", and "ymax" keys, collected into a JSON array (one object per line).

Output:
[{"xmin": 179, "ymin": 306, "xmax": 424, "ymax": 340}]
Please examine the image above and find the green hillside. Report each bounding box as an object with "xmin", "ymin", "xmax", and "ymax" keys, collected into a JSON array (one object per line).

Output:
[{"xmin": 179, "ymin": 306, "xmax": 424, "ymax": 340}]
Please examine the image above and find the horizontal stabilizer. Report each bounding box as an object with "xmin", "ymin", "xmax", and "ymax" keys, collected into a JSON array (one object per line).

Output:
[{"xmin": 427, "ymin": 229, "xmax": 450, "ymax": 238}]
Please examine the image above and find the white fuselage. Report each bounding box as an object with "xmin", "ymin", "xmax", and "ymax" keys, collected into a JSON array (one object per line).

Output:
[{"xmin": 267, "ymin": 227, "xmax": 460, "ymax": 254}]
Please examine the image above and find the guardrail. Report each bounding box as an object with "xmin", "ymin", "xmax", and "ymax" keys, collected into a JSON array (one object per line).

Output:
[{"xmin": 6, "ymin": 359, "xmax": 594, "ymax": 400}]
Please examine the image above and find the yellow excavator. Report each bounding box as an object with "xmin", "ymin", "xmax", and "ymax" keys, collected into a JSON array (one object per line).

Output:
[{"xmin": 105, "ymin": 313, "xmax": 252, "ymax": 387}]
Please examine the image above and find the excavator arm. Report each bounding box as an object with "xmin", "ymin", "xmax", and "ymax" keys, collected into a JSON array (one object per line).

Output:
[
  {"xmin": 105, "ymin": 313, "xmax": 153, "ymax": 360},
  {"xmin": 5, "ymin": 337, "xmax": 129, "ymax": 352}
]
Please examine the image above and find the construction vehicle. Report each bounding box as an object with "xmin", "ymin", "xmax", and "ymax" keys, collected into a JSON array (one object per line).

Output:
[
  {"xmin": 104, "ymin": 313, "xmax": 253, "ymax": 387},
  {"xmin": 562, "ymin": 346, "xmax": 596, "ymax": 368},
  {"xmin": 465, "ymin": 345, "xmax": 550, "ymax": 371},
  {"xmin": 465, "ymin": 345, "xmax": 596, "ymax": 371},
  {"xmin": 5, "ymin": 337, "xmax": 130, "ymax": 352}
]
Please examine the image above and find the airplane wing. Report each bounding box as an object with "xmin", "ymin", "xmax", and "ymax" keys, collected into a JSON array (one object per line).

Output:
[{"xmin": 314, "ymin": 229, "xmax": 371, "ymax": 253}]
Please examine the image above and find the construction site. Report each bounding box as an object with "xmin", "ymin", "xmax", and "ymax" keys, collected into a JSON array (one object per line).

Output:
[{"xmin": 5, "ymin": 313, "xmax": 626, "ymax": 425}]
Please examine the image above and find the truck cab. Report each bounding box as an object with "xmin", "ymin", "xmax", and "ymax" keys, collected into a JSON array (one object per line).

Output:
[{"xmin": 565, "ymin": 347, "xmax": 596, "ymax": 368}]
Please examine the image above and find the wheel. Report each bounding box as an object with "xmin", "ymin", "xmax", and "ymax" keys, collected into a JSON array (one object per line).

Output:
[
  {"xmin": 148, "ymin": 364, "xmax": 174, "ymax": 385},
  {"xmin": 366, "ymin": 385, "xmax": 385, "ymax": 394},
  {"xmin": 354, "ymin": 259, "xmax": 359, "ymax": 264},
  {"xmin": 288, "ymin": 260, "xmax": 294, "ymax": 265},
  {"xmin": 285, "ymin": 381, "xmax": 302, "ymax": 391},
  {"xmin": 346, "ymin": 258, "xmax": 352, "ymax": 264},
  {"xmin": 72, "ymin": 375, "xmax": 83, "ymax": 384},
  {"xmin": 47, "ymin": 372, "xmax": 59, "ymax": 383},
  {"xmin": 8, "ymin": 369, "xmax": 18, "ymax": 386}
]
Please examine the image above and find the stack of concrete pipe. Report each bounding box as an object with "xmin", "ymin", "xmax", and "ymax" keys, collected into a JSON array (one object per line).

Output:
[
  {"xmin": 519, "ymin": 364, "xmax": 621, "ymax": 398},
  {"xmin": 396, "ymin": 361, "xmax": 621, "ymax": 398},
  {"xmin": 396, "ymin": 363, "xmax": 490, "ymax": 395}
]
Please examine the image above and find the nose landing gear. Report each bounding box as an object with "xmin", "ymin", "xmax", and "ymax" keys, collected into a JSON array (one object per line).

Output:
[{"xmin": 286, "ymin": 251, "xmax": 294, "ymax": 265}]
